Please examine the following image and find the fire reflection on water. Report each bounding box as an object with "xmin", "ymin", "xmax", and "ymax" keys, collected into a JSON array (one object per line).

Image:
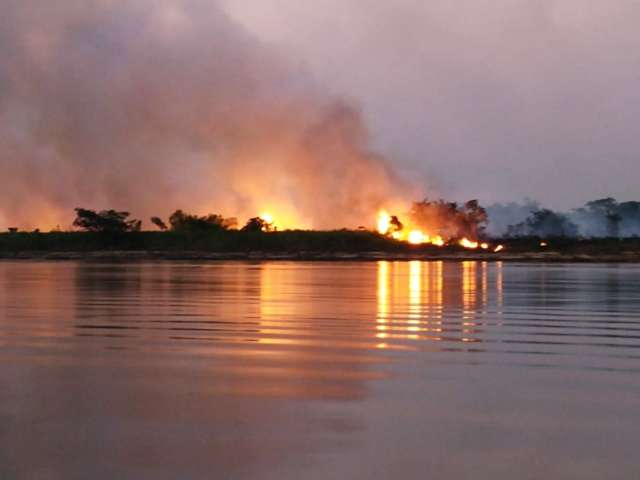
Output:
[{"xmin": 376, "ymin": 260, "xmax": 504, "ymax": 347}]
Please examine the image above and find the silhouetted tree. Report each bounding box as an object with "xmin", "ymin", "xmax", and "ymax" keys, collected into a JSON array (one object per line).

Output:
[
  {"xmin": 485, "ymin": 199, "xmax": 540, "ymax": 237},
  {"xmin": 168, "ymin": 210, "xmax": 237, "ymax": 232},
  {"xmin": 150, "ymin": 216, "xmax": 168, "ymax": 231},
  {"xmin": 618, "ymin": 201, "xmax": 640, "ymax": 237},
  {"xmin": 460, "ymin": 200, "xmax": 488, "ymax": 238},
  {"xmin": 410, "ymin": 198, "xmax": 488, "ymax": 239},
  {"xmin": 242, "ymin": 217, "xmax": 274, "ymax": 232},
  {"xmin": 73, "ymin": 208, "xmax": 141, "ymax": 233},
  {"xmin": 507, "ymin": 209, "xmax": 578, "ymax": 238}
]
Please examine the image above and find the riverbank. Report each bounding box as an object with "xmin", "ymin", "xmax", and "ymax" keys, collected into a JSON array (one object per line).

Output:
[
  {"xmin": 1, "ymin": 231, "xmax": 639, "ymax": 262},
  {"xmin": 2, "ymin": 250, "xmax": 640, "ymax": 262}
]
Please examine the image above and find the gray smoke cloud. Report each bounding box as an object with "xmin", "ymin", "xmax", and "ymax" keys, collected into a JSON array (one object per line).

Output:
[
  {"xmin": 223, "ymin": 0, "xmax": 640, "ymax": 209},
  {"xmin": 0, "ymin": 0, "xmax": 414, "ymax": 230}
]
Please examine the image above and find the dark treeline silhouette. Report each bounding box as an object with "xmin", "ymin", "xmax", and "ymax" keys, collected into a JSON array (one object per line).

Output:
[
  {"xmin": 487, "ymin": 197, "xmax": 640, "ymax": 238},
  {"xmin": 410, "ymin": 199, "xmax": 488, "ymax": 239},
  {"xmin": 73, "ymin": 208, "xmax": 141, "ymax": 233},
  {"xmin": 20, "ymin": 198, "xmax": 640, "ymax": 241},
  {"xmin": 167, "ymin": 210, "xmax": 237, "ymax": 233},
  {"xmin": 242, "ymin": 217, "xmax": 275, "ymax": 232},
  {"xmin": 506, "ymin": 209, "xmax": 578, "ymax": 238}
]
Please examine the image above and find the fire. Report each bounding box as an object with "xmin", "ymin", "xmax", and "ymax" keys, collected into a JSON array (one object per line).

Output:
[
  {"xmin": 375, "ymin": 209, "xmax": 504, "ymax": 252},
  {"xmin": 377, "ymin": 210, "xmax": 391, "ymax": 235},
  {"xmin": 260, "ymin": 212, "xmax": 274, "ymax": 224},
  {"xmin": 258, "ymin": 212, "xmax": 277, "ymax": 231},
  {"xmin": 459, "ymin": 238, "xmax": 479, "ymax": 249},
  {"xmin": 407, "ymin": 230, "xmax": 426, "ymax": 245},
  {"xmin": 430, "ymin": 235, "xmax": 445, "ymax": 247}
]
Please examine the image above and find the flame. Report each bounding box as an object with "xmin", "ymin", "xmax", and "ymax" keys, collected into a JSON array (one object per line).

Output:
[
  {"xmin": 430, "ymin": 235, "xmax": 445, "ymax": 246},
  {"xmin": 375, "ymin": 210, "xmax": 503, "ymax": 252},
  {"xmin": 407, "ymin": 230, "xmax": 426, "ymax": 245},
  {"xmin": 540, "ymin": 241, "xmax": 548, "ymax": 247},
  {"xmin": 377, "ymin": 210, "xmax": 392, "ymax": 235},
  {"xmin": 459, "ymin": 238, "xmax": 479, "ymax": 249},
  {"xmin": 258, "ymin": 212, "xmax": 276, "ymax": 231},
  {"xmin": 260, "ymin": 212, "xmax": 274, "ymax": 224}
]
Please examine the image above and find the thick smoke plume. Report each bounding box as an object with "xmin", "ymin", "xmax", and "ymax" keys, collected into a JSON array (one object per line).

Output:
[{"xmin": 0, "ymin": 0, "xmax": 413, "ymax": 230}]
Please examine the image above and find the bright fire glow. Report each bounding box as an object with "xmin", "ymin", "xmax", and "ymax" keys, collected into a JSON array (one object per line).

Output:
[
  {"xmin": 431, "ymin": 235, "xmax": 445, "ymax": 247},
  {"xmin": 459, "ymin": 238, "xmax": 479, "ymax": 249},
  {"xmin": 377, "ymin": 210, "xmax": 391, "ymax": 235},
  {"xmin": 375, "ymin": 210, "xmax": 503, "ymax": 252},
  {"xmin": 407, "ymin": 230, "xmax": 426, "ymax": 245},
  {"xmin": 260, "ymin": 212, "xmax": 274, "ymax": 224}
]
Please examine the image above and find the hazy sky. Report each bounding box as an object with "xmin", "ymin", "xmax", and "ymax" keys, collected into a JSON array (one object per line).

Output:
[{"xmin": 222, "ymin": 0, "xmax": 640, "ymax": 208}]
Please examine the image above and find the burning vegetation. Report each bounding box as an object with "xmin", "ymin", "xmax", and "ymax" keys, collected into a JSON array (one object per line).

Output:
[{"xmin": 376, "ymin": 200, "xmax": 503, "ymax": 252}]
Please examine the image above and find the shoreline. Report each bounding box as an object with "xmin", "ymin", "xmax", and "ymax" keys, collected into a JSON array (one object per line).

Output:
[{"xmin": 1, "ymin": 250, "xmax": 640, "ymax": 262}]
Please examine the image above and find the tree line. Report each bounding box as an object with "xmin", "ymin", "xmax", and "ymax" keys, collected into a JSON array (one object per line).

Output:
[
  {"xmin": 487, "ymin": 198, "xmax": 640, "ymax": 238},
  {"xmin": 14, "ymin": 196, "xmax": 639, "ymax": 239},
  {"xmin": 71, "ymin": 208, "xmax": 274, "ymax": 234}
]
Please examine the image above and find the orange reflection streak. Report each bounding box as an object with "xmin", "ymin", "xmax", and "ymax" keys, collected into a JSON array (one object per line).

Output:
[
  {"xmin": 376, "ymin": 261, "xmax": 390, "ymax": 346},
  {"xmin": 424, "ymin": 261, "xmax": 444, "ymax": 339},
  {"xmin": 482, "ymin": 261, "xmax": 488, "ymax": 312},
  {"xmin": 496, "ymin": 261, "xmax": 504, "ymax": 317},
  {"xmin": 462, "ymin": 261, "xmax": 477, "ymax": 342},
  {"xmin": 406, "ymin": 261, "xmax": 422, "ymax": 340},
  {"xmin": 408, "ymin": 261, "xmax": 421, "ymax": 323}
]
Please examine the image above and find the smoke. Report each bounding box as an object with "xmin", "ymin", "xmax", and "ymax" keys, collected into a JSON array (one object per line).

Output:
[
  {"xmin": 486, "ymin": 198, "xmax": 640, "ymax": 238},
  {"xmin": 485, "ymin": 199, "xmax": 540, "ymax": 237},
  {"xmin": 0, "ymin": 0, "xmax": 414, "ymax": 230},
  {"xmin": 223, "ymin": 0, "xmax": 640, "ymax": 209}
]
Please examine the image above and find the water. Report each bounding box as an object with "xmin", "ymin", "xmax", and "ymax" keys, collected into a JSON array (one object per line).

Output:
[{"xmin": 1, "ymin": 261, "xmax": 640, "ymax": 479}]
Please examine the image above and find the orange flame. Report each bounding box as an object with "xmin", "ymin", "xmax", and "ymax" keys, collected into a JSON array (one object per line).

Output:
[{"xmin": 459, "ymin": 238, "xmax": 479, "ymax": 249}]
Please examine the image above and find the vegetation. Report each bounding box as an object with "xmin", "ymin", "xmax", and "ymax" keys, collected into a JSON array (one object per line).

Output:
[
  {"xmin": 410, "ymin": 199, "xmax": 488, "ymax": 239},
  {"xmin": 489, "ymin": 197, "xmax": 640, "ymax": 238},
  {"xmin": 507, "ymin": 209, "xmax": 578, "ymax": 238},
  {"xmin": 73, "ymin": 208, "xmax": 141, "ymax": 233},
  {"xmin": 1, "ymin": 199, "xmax": 639, "ymax": 259},
  {"xmin": 167, "ymin": 210, "xmax": 237, "ymax": 233},
  {"xmin": 242, "ymin": 217, "xmax": 274, "ymax": 232}
]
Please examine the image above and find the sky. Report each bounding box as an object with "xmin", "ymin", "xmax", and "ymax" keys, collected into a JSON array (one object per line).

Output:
[
  {"xmin": 1, "ymin": 0, "xmax": 639, "ymax": 229},
  {"xmin": 222, "ymin": 0, "xmax": 640, "ymax": 208}
]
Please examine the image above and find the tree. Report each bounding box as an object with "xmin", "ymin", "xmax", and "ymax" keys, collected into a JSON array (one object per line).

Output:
[
  {"xmin": 507, "ymin": 209, "xmax": 578, "ymax": 238},
  {"xmin": 617, "ymin": 201, "xmax": 640, "ymax": 237},
  {"xmin": 168, "ymin": 210, "xmax": 237, "ymax": 232},
  {"xmin": 461, "ymin": 200, "xmax": 488, "ymax": 238},
  {"xmin": 242, "ymin": 217, "xmax": 273, "ymax": 232},
  {"xmin": 571, "ymin": 197, "xmax": 620, "ymax": 237},
  {"xmin": 409, "ymin": 198, "xmax": 488, "ymax": 239},
  {"xmin": 73, "ymin": 208, "xmax": 141, "ymax": 233},
  {"xmin": 150, "ymin": 216, "xmax": 168, "ymax": 231}
]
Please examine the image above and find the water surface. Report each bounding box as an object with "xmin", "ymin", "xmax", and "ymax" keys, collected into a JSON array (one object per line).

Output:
[{"xmin": 1, "ymin": 261, "xmax": 640, "ymax": 479}]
